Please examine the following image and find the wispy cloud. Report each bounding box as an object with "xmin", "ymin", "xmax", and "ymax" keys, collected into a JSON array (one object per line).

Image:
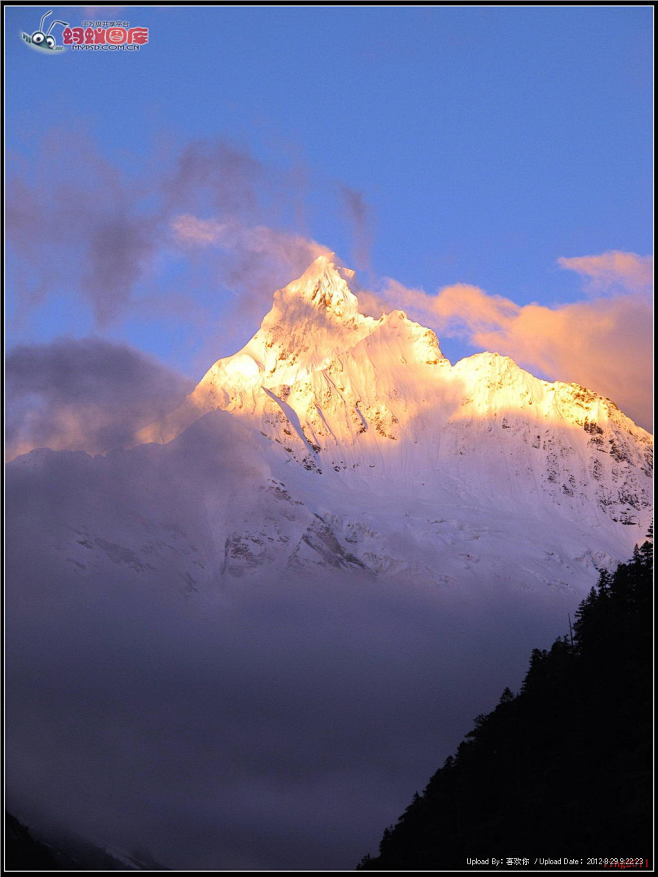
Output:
[
  {"xmin": 162, "ymin": 139, "xmax": 265, "ymax": 218},
  {"xmin": 6, "ymin": 133, "xmax": 333, "ymax": 332},
  {"xmin": 340, "ymin": 185, "xmax": 373, "ymax": 271},
  {"xmin": 170, "ymin": 214, "xmax": 328, "ymax": 267},
  {"xmin": 170, "ymin": 213, "xmax": 332, "ymax": 334},
  {"xmin": 558, "ymin": 251, "xmax": 653, "ymax": 294},
  {"xmin": 6, "ymin": 132, "xmax": 161, "ymax": 327}
]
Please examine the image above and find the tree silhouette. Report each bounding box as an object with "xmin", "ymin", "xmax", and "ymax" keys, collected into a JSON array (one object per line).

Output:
[{"xmin": 359, "ymin": 535, "xmax": 653, "ymax": 870}]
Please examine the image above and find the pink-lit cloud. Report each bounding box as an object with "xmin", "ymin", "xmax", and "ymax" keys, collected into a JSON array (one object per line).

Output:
[
  {"xmin": 558, "ymin": 250, "xmax": 653, "ymax": 294},
  {"xmin": 170, "ymin": 214, "xmax": 329, "ymax": 268},
  {"xmin": 363, "ymin": 253, "xmax": 653, "ymax": 430}
]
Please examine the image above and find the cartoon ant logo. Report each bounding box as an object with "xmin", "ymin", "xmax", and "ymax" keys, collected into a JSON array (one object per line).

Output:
[{"xmin": 22, "ymin": 9, "xmax": 69, "ymax": 52}]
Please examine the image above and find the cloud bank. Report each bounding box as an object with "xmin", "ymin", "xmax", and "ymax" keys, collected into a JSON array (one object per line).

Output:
[
  {"xmin": 5, "ymin": 338, "xmax": 192, "ymax": 460},
  {"xmin": 5, "ymin": 413, "xmax": 580, "ymax": 870}
]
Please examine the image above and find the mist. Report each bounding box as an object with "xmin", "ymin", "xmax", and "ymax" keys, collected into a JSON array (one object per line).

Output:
[{"xmin": 6, "ymin": 415, "xmax": 582, "ymax": 870}]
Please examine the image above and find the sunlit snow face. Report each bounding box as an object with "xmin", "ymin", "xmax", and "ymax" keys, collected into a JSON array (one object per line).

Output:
[
  {"xmin": 132, "ymin": 258, "xmax": 651, "ymax": 474},
  {"xmin": 223, "ymin": 353, "xmax": 261, "ymax": 382}
]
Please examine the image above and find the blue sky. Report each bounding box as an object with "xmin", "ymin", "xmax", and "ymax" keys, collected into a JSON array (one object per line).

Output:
[{"xmin": 5, "ymin": 4, "xmax": 653, "ymax": 404}]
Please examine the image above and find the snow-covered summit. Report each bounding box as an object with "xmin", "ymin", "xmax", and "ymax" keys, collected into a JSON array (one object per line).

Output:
[
  {"xmin": 278, "ymin": 253, "xmax": 360, "ymax": 317},
  {"xmin": 138, "ymin": 257, "xmax": 446, "ymax": 441}
]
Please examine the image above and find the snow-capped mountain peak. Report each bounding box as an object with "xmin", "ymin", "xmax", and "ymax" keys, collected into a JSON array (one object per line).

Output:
[
  {"xmin": 277, "ymin": 253, "xmax": 360, "ymax": 318},
  {"xmin": 134, "ymin": 256, "xmax": 651, "ymax": 587}
]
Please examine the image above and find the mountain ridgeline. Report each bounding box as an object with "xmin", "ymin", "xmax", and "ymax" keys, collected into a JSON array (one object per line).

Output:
[
  {"xmin": 131, "ymin": 254, "xmax": 651, "ymax": 592},
  {"xmin": 8, "ymin": 256, "xmax": 652, "ymax": 598},
  {"xmin": 358, "ymin": 537, "xmax": 653, "ymax": 871}
]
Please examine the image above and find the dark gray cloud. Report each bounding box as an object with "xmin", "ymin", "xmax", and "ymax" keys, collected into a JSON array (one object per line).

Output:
[
  {"xmin": 84, "ymin": 213, "xmax": 159, "ymax": 326},
  {"xmin": 340, "ymin": 185, "xmax": 373, "ymax": 271},
  {"xmin": 5, "ymin": 133, "xmax": 270, "ymax": 328},
  {"xmin": 6, "ymin": 132, "xmax": 350, "ymax": 334},
  {"xmin": 6, "ymin": 133, "xmax": 162, "ymax": 327},
  {"xmin": 5, "ymin": 337, "xmax": 193, "ymax": 459},
  {"xmin": 163, "ymin": 139, "xmax": 265, "ymax": 218},
  {"xmin": 5, "ymin": 415, "xmax": 581, "ymax": 869}
]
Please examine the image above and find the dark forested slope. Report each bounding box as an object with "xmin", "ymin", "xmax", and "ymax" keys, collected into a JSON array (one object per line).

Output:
[{"xmin": 359, "ymin": 538, "xmax": 653, "ymax": 870}]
